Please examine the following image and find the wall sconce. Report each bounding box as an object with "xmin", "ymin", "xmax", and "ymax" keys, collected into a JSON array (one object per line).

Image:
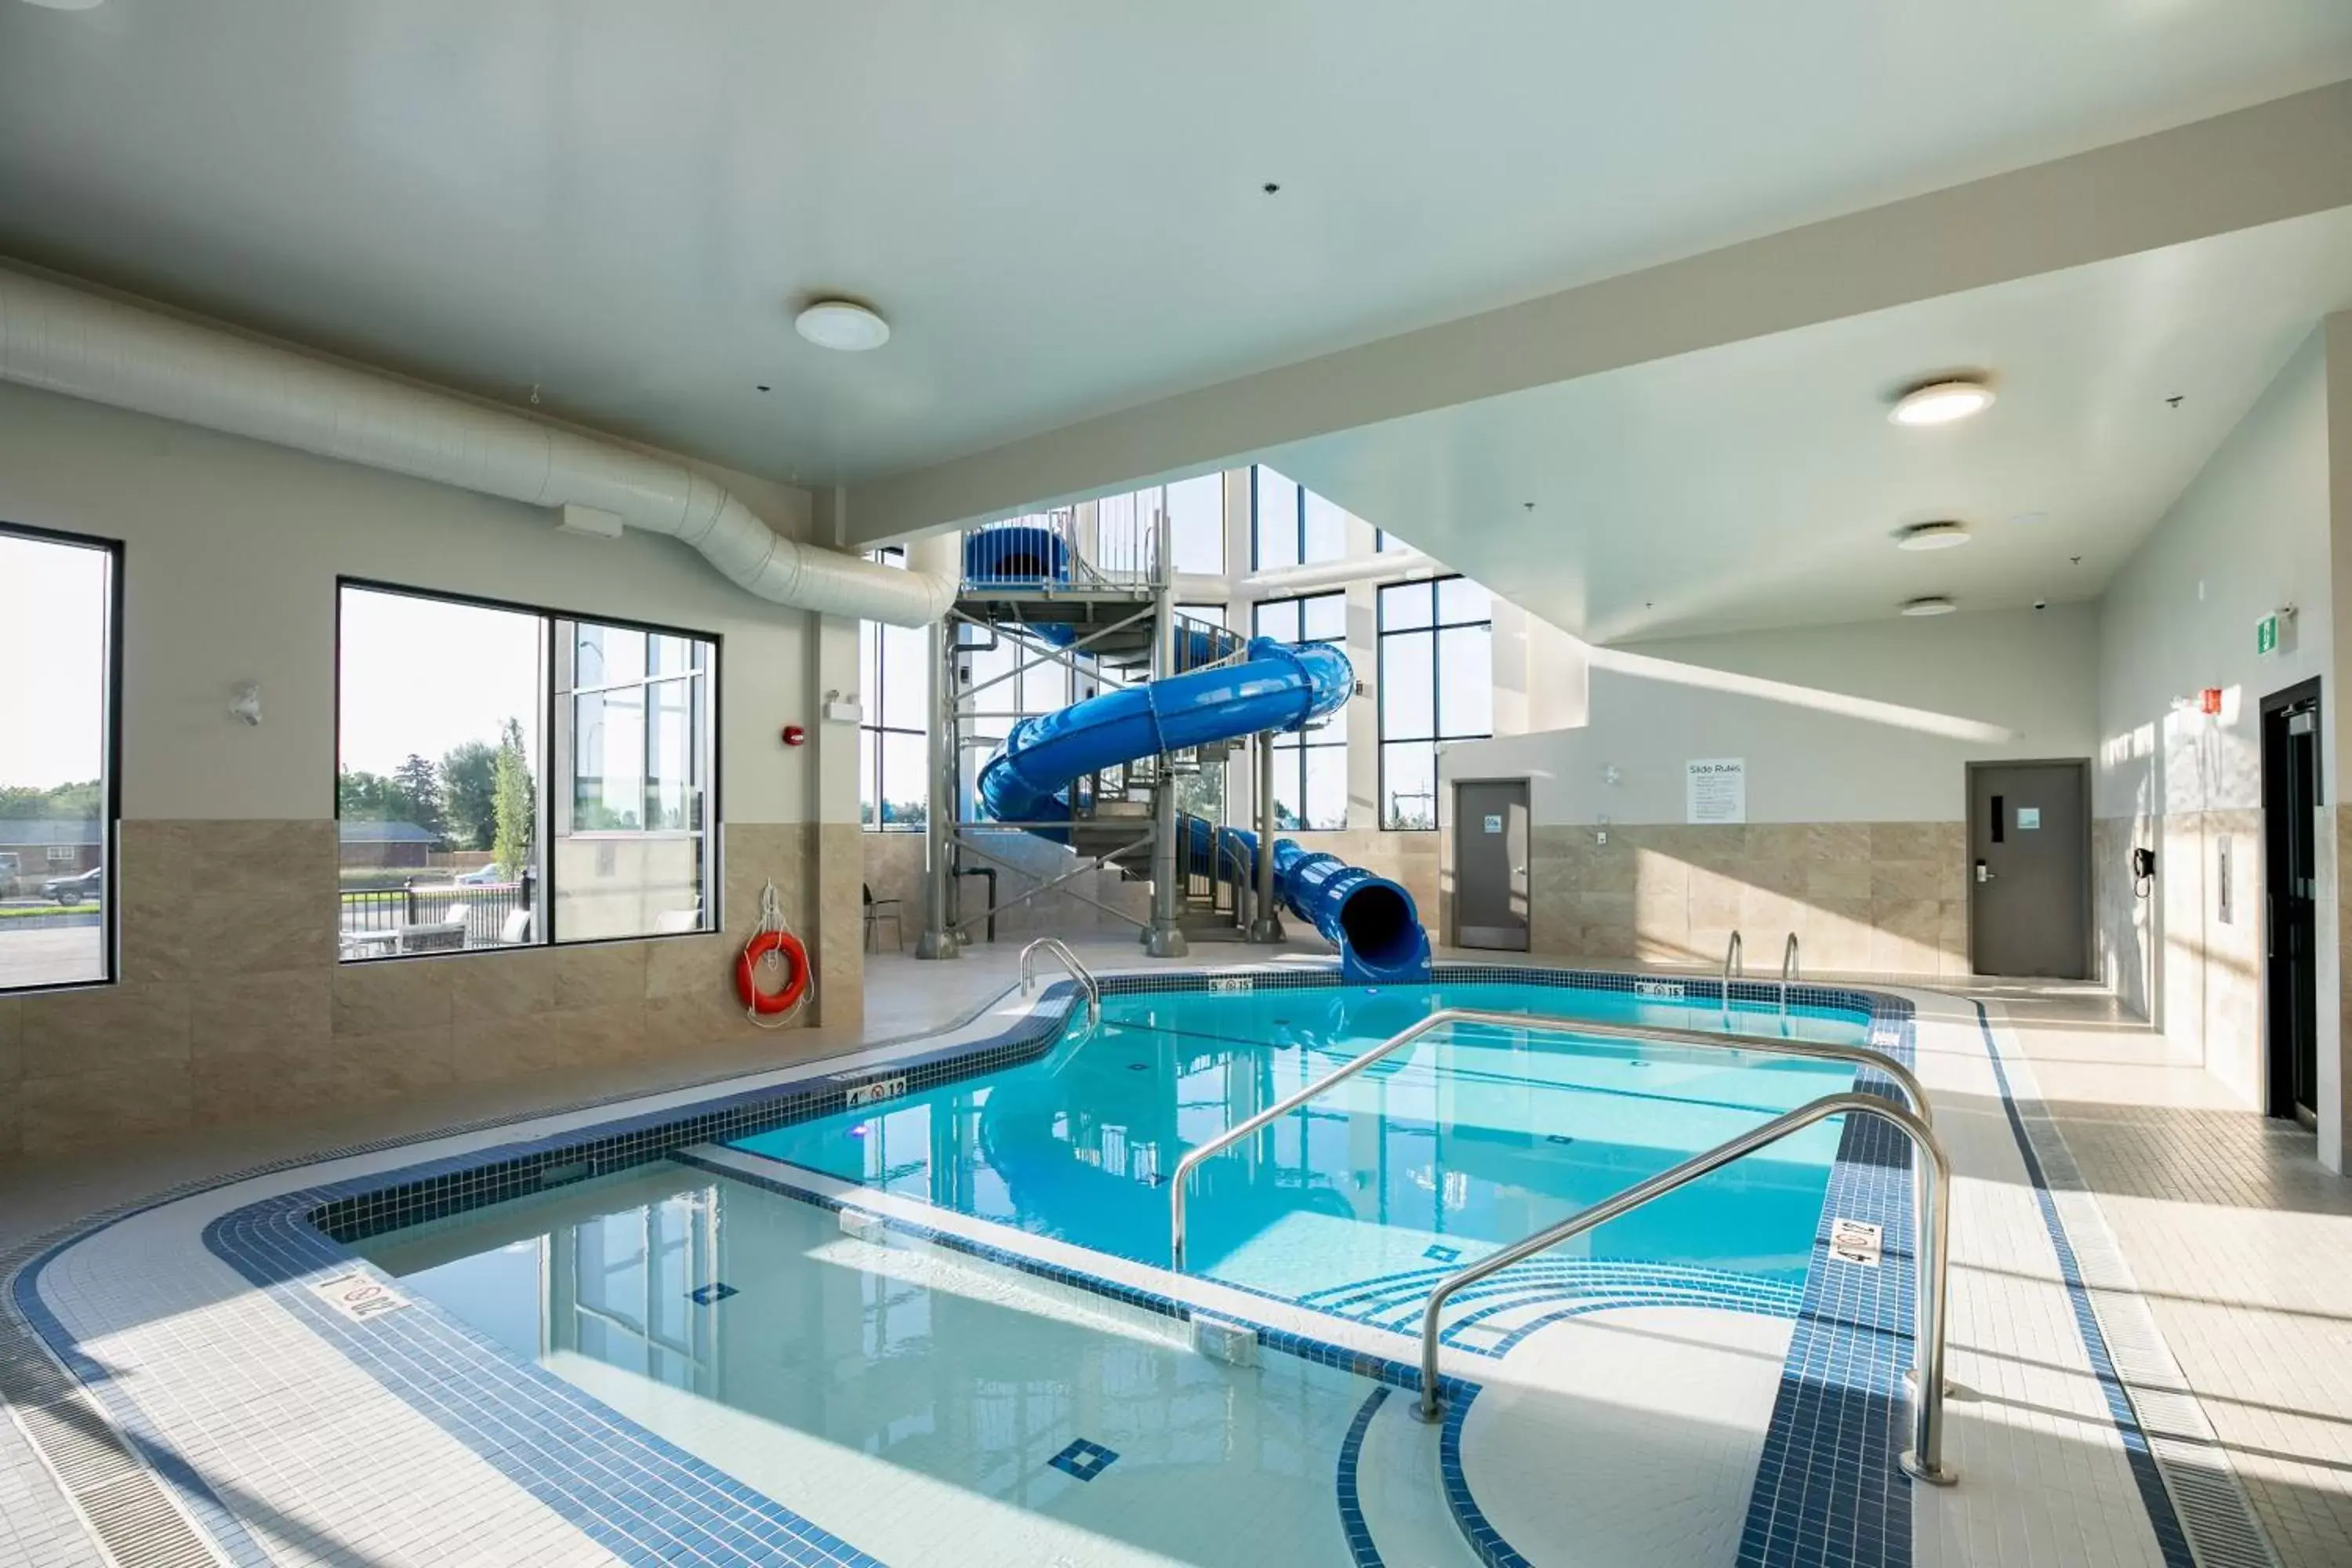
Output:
[
  {"xmin": 229, "ymin": 681, "xmax": 263, "ymax": 726},
  {"xmin": 1601, "ymin": 764, "xmax": 1622, "ymax": 787}
]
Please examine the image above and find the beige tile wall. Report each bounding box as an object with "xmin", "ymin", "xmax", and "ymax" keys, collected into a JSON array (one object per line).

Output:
[
  {"xmin": 1519, "ymin": 821, "xmax": 1970, "ymax": 975},
  {"xmin": 0, "ymin": 818, "xmax": 855, "ymax": 1160}
]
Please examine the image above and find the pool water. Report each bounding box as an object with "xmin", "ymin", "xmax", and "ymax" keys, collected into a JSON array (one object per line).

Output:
[
  {"xmin": 731, "ymin": 981, "xmax": 1864, "ymax": 1305},
  {"xmin": 366, "ymin": 1165, "xmax": 1457, "ymax": 1567}
]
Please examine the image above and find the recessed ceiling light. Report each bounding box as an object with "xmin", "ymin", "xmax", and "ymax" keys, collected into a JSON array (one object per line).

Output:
[
  {"xmin": 18, "ymin": 0, "xmax": 105, "ymax": 9},
  {"xmin": 794, "ymin": 299, "xmax": 891, "ymax": 352},
  {"xmin": 1896, "ymin": 521, "xmax": 1971, "ymax": 552},
  {"xmin": 1900, "ymin": 596, "xmax": 1958, "ymax": 617},
  {"xmin": 1889, "ymin": 379, "xmax": 1994, "ymax": 426}
]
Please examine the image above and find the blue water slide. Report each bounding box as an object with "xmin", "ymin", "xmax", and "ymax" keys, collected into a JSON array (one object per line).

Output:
[{"xmin": 973, "ymin": 630, "xmax": 1432, "ymax": 985}]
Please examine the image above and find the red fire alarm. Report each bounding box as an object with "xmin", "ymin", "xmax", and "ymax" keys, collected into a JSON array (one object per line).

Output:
[
  {"xmin": 2200, "ymin": 688, "xmax": 2223, "ymax": 716},
  {"xmin": 781, "ymin": 724, "xmax": 807, "ymax": 747}
]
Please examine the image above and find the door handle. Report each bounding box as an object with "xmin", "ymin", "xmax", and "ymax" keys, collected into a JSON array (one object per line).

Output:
[{"xmin": 1974, "ymin": 859, "xmax": 1993, "ymax": 884}]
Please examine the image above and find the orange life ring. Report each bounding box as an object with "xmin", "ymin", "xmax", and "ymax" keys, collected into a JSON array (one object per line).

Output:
[{"xmin": 736, "ymin": 930, "xmax": 809, "ymax": 1014}]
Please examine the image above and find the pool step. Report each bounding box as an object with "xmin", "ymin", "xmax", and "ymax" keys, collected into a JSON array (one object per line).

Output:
[{"xmin": 1352, "ymin": 1388, "xmax": 1485, "ymax": 1568}]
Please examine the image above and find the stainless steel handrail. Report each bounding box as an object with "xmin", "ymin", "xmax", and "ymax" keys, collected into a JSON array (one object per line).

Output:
[
  {"xmin": 1018, "ymin": 938, "xmax": 1102, "ymax": 1027},
  {"xmin": 1410, "ymin": 1087, "xmax": 1957, "ymax": 1486},
  {"xmin": 1782, "ymin": 932, "xmax": 1801, "ymax": 983},
  {"xmin": 1722, "ymin": 930, "xmax": 1744, "ymax": 1027},
  {"xmin": 1167, "ymin": 1007, "xmax": 1931, "ymax": 1272}
]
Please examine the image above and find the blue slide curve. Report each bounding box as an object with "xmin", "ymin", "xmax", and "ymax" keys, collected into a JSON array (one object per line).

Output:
[{"xmin": 970, "ymin": 550, "xmax": 1432, "ymax": 983}]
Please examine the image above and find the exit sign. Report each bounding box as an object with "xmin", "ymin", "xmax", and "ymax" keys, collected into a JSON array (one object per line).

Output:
[{"xmin": 2256, "ymin": 614, "xmax": 2279, "ymax": 656}]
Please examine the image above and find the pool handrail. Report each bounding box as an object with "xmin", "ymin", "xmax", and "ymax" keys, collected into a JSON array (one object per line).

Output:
[
  {"xmin": 1780, "ymin": 932, "xmax": 1800, "ymax": 1018},
  {"xmin": 1166, "ymin": 1007, "xmax": 1932, "ymax": 1274},
  {"xmin": 1406, "ymin": 1087, "xmax": 1957, "ymax": 1488},
  {"xmin": 1018, "ymin": 938, "xmax": 1102, "ymax": 1027}
]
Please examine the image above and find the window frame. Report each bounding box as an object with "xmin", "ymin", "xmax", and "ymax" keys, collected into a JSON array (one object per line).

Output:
[
  {"xmin": 1377, "ymin": 575, "xmax": 1494, "ymax": 831},
  {"xmin": 335, "ymin": 576, "xmax": 724, "ymax": 960},
  {"xmin": 858, "ymin": 548, "xmax": 929, "ymax": 832},
  {"xmin": 0, "ymin": 520, "xmax": 123, "ymax": 996},
  {"xmin": 1251, "ymin": 589, "xmax": 1351, "ymax": 832}
]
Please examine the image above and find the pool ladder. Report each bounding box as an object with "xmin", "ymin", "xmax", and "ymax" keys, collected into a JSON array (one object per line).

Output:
[
  {"xmin": 1723, "ymin": 930, "xmax": 1803, "ymax": 1022},
  {"xmin": 1018, "ymin": 938, "xmax": 1102, "ymax": 1027},
  {"xmin": 1167, "ymin": 1007, "xmax": 1956, "ymax": 1487}
]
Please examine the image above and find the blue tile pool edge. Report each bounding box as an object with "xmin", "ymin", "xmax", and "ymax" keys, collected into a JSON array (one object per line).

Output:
[{"xmin": 14, "ymin": 962, "xmax": 1902, "ymax": 1568}]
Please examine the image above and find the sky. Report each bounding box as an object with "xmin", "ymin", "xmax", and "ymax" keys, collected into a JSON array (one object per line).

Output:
[
  {"xmin": 339, "ymin": 589, "xmax": 542, "ymax": 775},
  {"xmin": 0, "ymin": 534, "xmax": 108, "ymax": 790}
]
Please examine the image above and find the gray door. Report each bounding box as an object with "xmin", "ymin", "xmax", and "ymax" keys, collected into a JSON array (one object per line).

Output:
[
  {"xmin": 1455, "ymin": 779, "xmax": 1530, "ymax": 950},
  {"xmin": 1968, "ymin": 762, "xmax": 2089, "ymax": 979}
]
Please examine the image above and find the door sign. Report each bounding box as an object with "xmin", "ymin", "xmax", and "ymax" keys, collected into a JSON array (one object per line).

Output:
[{"xmin": 1483, "ymin": 815, "xmax": 1503, "ymax": 833}]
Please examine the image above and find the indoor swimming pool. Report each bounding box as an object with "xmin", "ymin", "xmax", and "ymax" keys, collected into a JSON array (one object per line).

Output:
[
  {"xmin": 347, "ymin": 975, "xmax": 1896, "ymax": 1566},
  {"xmin": 725, "ymin": 978, "xmax": 1866, "ymax": 1307}
]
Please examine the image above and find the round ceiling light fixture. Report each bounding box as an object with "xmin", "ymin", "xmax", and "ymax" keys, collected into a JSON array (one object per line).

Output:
[
  {"xmin": 1900, "ymin": 595, "xmax": 1958, "ymax": 617},
  {"xmin": 794, "ymin": 299, "xmax": 891, "ymax": 353},
  {"xmin": 1896, "ymin": 521, "xmax": 1972, "ymax": 552},
  {"xmin": 1889, "ymin": 379, "xmax": 1994, "ymax": 426}
]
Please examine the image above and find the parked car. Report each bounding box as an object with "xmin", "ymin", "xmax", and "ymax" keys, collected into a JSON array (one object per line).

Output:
[
  {"xmin": 455, "ymin": 862, "xmax": 510, "ymax": 885},
  {"xmin": 0, "ymin": 851, "xmax": 20, "ymax": 898},
  {"xmin": 42, "ymin": 865, "xmax": 103, "ymax": 906}
]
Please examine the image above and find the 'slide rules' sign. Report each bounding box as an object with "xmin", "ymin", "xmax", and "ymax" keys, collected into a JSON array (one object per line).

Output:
[{"xmin": 1686, "ymin": 758, "xmax": 1747, "ymax": 825}]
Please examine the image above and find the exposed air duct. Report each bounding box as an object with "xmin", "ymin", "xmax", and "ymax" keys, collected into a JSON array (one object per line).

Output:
[{"xmin": 0, "ymin": 267, "xmax": 958, "ymax": 626}]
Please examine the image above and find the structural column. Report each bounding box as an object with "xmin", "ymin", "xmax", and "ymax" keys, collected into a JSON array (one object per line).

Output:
[
  {"xmin": 1249, "ymin": 729, "xmax": 1283, "ymax": 942},
  {"xmin": 1145, "ymin": 499, "xmax": 1189, "ymax": 957},
  {"xmin": 911, "ymin": 532, "xmax": 962, "ymax": 960}
]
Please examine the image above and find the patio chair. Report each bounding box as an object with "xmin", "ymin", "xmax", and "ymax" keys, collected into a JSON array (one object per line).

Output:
[
  {"xmin": 863, "ymin": 884, "xmax": 902, "ymax": 952},
  {"xmin": 498, "ymin": 908, "xmax": 532, "ymax": 945}
]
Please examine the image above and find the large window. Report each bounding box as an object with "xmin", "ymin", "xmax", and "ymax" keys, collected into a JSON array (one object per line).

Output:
[
  {"xmin": 1378, "ymin": 577, "xmax": 1493, "ymax": 829},
  {"xmin": 1251, "ymin": 466, "xmax": 1352, "ymax": 572},
  {"xmin": 554, "ymin": 620, "xmax": 716, "ymax": 940},
  {"xmin": 859, "ymin": 549, "xmax": 929, "ymax": 829},
  {"xmin": 1252, "ymin": 591, "xmax": 1349, "ymax": 829},
  {"xmin": 1167, "ymin": 474, "xmax": 1225, "ymax": 576},
  {"xmin": 0, "ymin": 524, "xmax": 117, "ymax": 993},
  {"xmin": 337, "ymin": 583, "xmax": 717, "ymax": 960}
]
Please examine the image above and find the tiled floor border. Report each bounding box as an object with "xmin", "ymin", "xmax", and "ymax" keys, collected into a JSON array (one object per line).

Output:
[
  {"xmin": 1969, "ymin": 1000, "xmax": 2269, "ymax": 1568},
  {"xmin": 13, "ymin": 963, "xmax": 1904, "ymax": 1568}
]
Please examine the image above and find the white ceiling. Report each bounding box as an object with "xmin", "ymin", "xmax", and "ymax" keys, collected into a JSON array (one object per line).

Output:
[
  {"xmin": 1267, "ymin": 207, "xmax": 2352, "ymax": 643},
  {"xmin": 1269, "ymin": 207, "xmax": 2352, "ymax": 642},
  {"xmin": 3, "ymin": 2, "xmax": 2350, "ymax": 488}
]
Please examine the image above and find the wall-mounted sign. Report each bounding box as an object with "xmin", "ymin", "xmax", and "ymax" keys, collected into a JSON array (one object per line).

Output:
[
  {"xmin": 2256, "ymin": 613, "xmax": 2279, "ymax": 657},
  {"xmin": 2016, "ymin": 806, "xmax": 2041, "ymax": 831},
  {"xmin": 1483, "ymin": 814, "xmax": 1503, "ymax": 834},
  {"xmin": 1686, "ymin": 758, "xmax": 1747, "ymax": 825}
]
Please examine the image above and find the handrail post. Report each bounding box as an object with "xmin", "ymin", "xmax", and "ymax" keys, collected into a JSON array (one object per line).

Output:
[
  {"xmin": 1406, "ymin": 1088, "xmax": 1956, "ymax": 1488},
  {"xmin": 1722, "ymin": 930, "xmax": 1743, "ymax": 1026},
  {"xmin": 1780, "ymin": 932, "xmax": 1800, "ymax": 1020}
]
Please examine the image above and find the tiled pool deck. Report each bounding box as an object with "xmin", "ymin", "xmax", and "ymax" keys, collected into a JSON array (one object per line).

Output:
[{"xmin": 0, "ymin": 946, "xmax": 2321, "ymax": 1567}]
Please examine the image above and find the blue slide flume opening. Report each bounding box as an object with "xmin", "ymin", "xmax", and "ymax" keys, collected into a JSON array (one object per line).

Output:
[{"xmin": 969, "ymin": 590, "xmax": 1432, "ymax": 982}]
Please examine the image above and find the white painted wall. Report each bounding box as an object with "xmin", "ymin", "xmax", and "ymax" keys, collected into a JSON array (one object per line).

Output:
[
  {"xmin": 0, "ymin": 381, "xmax": 829, "ymax": 826},
  {"xmin": 1445, "ymin": 604, "xmax": 2099, "ymax": 826},
  {"xmin": 2094, "ymin": 331, "xmax": 2334, "ymax": 818}
]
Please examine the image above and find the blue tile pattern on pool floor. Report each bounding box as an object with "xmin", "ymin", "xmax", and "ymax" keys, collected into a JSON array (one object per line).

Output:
[
  {"xmin": 1047, "ymin": 1438, "xmax": 1120, "ymax": 1481},
  {"xmin": 688, "ymin": 1281, "xmax": 739, "ymax": 1305}
]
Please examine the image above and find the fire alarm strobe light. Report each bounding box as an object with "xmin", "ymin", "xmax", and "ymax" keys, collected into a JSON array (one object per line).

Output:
[{"xmin": 781, "ymin": 725, "xmax": 808, "ymax": 747}]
